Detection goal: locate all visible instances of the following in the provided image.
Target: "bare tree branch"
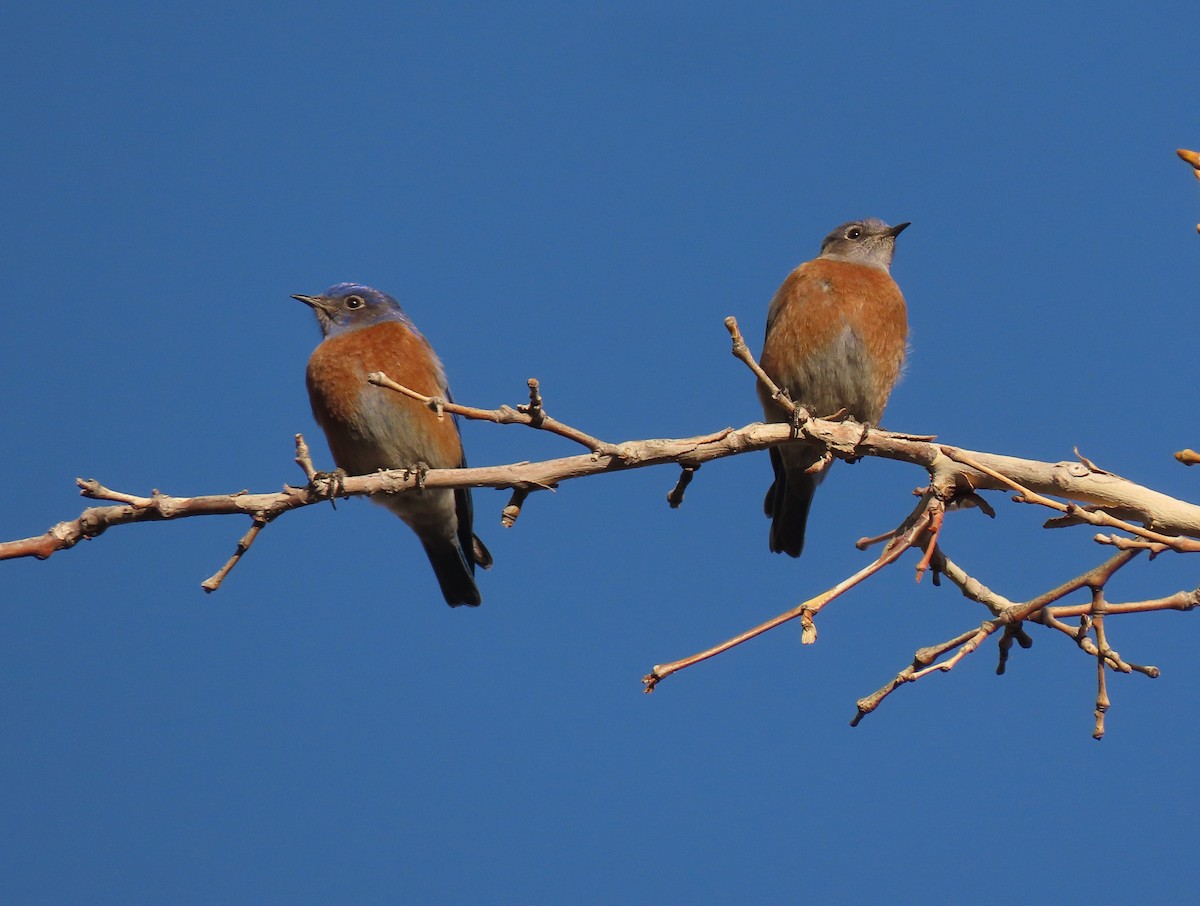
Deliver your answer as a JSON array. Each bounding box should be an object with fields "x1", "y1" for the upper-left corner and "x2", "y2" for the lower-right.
[
  {"x1": 6, "y1": 309, "x2": 1200, "y2": 737},
  {"x1": 10, "y1": 415, "x2": 1200, "y2": 566}
]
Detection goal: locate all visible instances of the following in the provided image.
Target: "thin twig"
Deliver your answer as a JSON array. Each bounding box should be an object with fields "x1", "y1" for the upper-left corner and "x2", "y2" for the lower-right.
[
  {"x1": 725, "y1": 316, "x2": 795, "y2": 417},
  {"x1": 368, "y1": 372, "x2": 618, "y2": 455},
  {"x1": 294, "y1": 434, "x2": 318, "y2": 482},
  {"x1": 1093, "y1": 599, "x2": 1112, "y2": 739},
  {"x1": 643, "y1": 495, "x2": 936, "y2": 692},
  {"x1": 501, "y1": 489, "x2": 530, "y2": 528},
  {"x1": 201, "y1": 516, "x2": 273, "y2": 592},
  {"x1": 913, "y1": 500, "x2": 945, "y2": 582},
  {"x1": 666, "y1": 466, "x2": 698, "y2": 508},
  {"x1": 520, "y1": 378, "x2": 545, "y2": 426}
]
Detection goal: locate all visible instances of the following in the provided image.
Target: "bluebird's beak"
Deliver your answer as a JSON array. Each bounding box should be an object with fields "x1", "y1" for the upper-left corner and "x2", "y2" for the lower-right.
[
  {"x1": 292, "y1": 293, "x2": 335, "y2": 315},
  {"x1": 887, "y1": 222, "x2": 911, "y2": 237}
]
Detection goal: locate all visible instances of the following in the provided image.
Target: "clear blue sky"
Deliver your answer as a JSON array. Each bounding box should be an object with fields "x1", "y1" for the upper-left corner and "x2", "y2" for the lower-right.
[{"x1": 4, "y1": 3, "x2": 1199, "y2": 902}]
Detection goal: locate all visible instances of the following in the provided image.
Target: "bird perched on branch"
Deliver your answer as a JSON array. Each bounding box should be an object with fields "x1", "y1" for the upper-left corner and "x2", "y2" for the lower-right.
[
  {"x1": 294, "y1": 283, "x2": 492, "y2": 606},
  {"x1": 759, "y1": 218, "x2": 910, "y2": 557}
]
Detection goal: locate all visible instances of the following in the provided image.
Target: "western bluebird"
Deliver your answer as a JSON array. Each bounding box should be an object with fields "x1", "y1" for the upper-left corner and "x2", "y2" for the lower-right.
[
  {"x1": 294, "y1": 283, "x2": 492, "y2": 606},
  {"x1": 758, "y1": 218, "x2": 910, "y2": 557}
]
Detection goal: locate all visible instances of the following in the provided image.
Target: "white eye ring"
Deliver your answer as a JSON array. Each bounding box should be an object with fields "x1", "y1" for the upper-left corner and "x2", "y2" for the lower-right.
[
  {"x1": 846, "y1": 227, "x2": 862, "y2": 240},
  {"x1": 345, "y1": 296, "x2": 365, "y2": 310}
]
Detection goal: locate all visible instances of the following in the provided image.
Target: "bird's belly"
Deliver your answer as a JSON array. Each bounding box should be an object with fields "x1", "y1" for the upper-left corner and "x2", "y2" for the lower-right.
[
  {"x1": 319, "y1": 388, "x2": 453, "y2": 474},
  {"x1": 777, "y1": 326, "x2": 883, "y2": 421},
  {"x1": 308, "y1": 386, "x2": 462, "y2": 536}
]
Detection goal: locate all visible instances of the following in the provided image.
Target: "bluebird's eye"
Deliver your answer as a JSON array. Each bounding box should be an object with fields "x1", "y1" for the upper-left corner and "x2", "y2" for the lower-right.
[
  {"x1": 846, "y1": 227, "x2": 862, "y2": 240},
  {"x1": 345, "y1": 295, "x2": 365, "y2": 310}
]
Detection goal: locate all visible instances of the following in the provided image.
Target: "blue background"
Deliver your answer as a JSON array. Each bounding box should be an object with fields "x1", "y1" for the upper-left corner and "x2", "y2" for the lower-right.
[{"x1": 4, "y1": 3, "x2": 1200, "y2": 902}]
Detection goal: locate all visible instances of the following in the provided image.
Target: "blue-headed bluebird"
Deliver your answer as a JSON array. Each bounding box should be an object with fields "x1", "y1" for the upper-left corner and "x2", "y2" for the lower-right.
[
  {"x1": 759, "y1": 218, "x2": 910, "y2": 557},
  {"x1": 294, "y1": 283, "x2": 492, "y2": 606}
]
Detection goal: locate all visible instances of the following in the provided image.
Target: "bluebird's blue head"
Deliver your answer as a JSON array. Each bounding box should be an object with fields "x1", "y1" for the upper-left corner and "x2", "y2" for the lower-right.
[{"x1": 292, "y1": 283, "x2": 411, "y2": 338}]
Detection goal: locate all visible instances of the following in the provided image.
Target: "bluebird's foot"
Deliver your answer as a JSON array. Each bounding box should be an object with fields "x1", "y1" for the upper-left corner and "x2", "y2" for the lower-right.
[
  {"x1": 856, "y1": 419, "x2": 872, "y2": 448},
  {"x1": 312, "y1": 468, "x2": 348, "y2": 508},
  {"x1": 410, "y1": 462, "x2": 430, "y2": 493},
  {"x1": 842, "y1": 420, "x2": 873, "y2": 465},
  {"x1": 788, "y1": 404, "x2": 809, "y2": 440}
]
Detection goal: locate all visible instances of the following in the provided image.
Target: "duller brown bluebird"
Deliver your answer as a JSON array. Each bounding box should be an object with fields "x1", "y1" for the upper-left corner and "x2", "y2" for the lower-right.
[
  {"x1": 758, "y1": 218, "x2": 910, "y2": 557},
  {"x1": 294, "y1": 283, "x2": 492, "y2": 606}
]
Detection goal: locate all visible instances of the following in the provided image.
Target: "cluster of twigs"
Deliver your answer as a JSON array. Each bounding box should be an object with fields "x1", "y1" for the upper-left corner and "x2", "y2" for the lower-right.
[{"x1": 6, "y1": 149, "x2": 1198, "y2": 738}]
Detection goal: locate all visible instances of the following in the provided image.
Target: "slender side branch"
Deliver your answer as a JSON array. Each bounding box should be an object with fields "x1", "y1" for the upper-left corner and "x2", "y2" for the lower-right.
[
  {"x1": 666, "y1": 466, "x2": 698, "y2": 508},
  {"x1": 643, "y1": 492, "x2": 938, "y2": 692},
  {"x1": 294, "y1": 435, "x2": 319, "y2": 482},
  {"x1": 501, "y1": 489, "x2": 530, "y2": 528},
  {"x1": 367, "y1": 372, "x2": 619, "y2": 455},
  {"x1": 201, "y1": 516, "x2": 273, "y2": 592},
  {"x1": 725, "y1": 316, "x2": 795, "y2": 418}
]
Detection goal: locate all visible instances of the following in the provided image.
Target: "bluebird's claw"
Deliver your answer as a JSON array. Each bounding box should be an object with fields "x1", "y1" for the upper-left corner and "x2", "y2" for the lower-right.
[
  {"x1": 842, "y1": 419, "x2": 874, "y2": 465},
  {"x1": 856, "y1": 420, "x2": 873, "y2": 448},
  {"x1": 412, "y1": 462, "x2": 429, "y2": 493},
  {"x1": 312, "y1": 468, "x2": 348, "y2": 508},
  {"x1": 788, "y1": 404, "x2": 806, "y2": 440}
]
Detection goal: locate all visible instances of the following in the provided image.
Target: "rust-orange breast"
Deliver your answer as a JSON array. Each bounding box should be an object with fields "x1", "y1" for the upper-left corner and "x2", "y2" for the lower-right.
[
  {"x1": 305, "y1": 320, "x2": 463, "y2": 472},
  {"x1": 759, "y1": 258, "x2": 907, "y2": 423}
]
